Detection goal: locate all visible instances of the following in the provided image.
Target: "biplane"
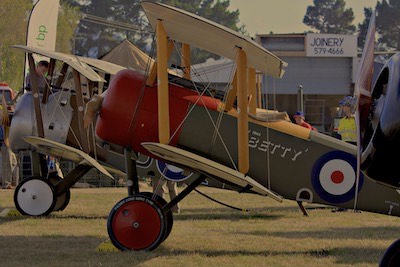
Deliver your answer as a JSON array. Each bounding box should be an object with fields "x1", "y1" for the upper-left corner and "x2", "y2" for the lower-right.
[
  {"x1": 7, "y1": 1, "x2": 400, "y2": 264},
  {"x1": 8, "y1": 44, "x2": 127, "y2": 214}
]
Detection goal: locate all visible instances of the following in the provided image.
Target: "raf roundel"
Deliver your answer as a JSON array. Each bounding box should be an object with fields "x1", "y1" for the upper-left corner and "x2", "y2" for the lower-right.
[
  {"x1": 156, "y1": 160, "x2": 193, "y2": 182},
  {"x1": 311, "y1": 151, "x2": 363, "y2": 204}
]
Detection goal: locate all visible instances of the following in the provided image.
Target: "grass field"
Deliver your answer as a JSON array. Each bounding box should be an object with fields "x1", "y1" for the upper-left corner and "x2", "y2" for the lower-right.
[{"x1": 0, "y1": 185, "x2": 399, "y2": 266}]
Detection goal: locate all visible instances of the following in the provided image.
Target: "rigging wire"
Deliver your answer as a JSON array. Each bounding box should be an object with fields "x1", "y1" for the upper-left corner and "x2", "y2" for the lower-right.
[
  {"x1": 167, "y1": 44, "x2": 239, "y2": 171},
  {"x1": 194, "y1": 188, "x2": 248, "y2": 212}
]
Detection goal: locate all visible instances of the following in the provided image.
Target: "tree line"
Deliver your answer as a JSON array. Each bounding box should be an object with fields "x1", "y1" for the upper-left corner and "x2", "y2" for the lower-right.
[{"x1": 0, "y1": 0, "x2": 399, "y2": 91}]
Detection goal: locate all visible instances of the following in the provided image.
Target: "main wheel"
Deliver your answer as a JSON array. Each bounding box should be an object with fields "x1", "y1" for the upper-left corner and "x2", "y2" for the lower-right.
[
  {"x1": 107, "y1": 194, "x2": 166, "y2": 251},
  {"x1": 14, "y1": 176, "x2": 56, "y2": 216},
  {"x1": 48, "y1": 173, "x2": 70, "y2": 212},
  {"x1": 140, "y1": 192, "x2": 174, "y2": 242},
  {"x1": 380, "y1": 239, "x2": 400, "y2": 267}
]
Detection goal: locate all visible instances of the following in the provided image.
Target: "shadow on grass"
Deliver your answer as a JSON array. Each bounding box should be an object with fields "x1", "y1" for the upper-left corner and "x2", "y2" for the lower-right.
[
  {"x1": 330, "y1": 246, "x2": 387, "y2": 265},
  {"x1": 173, "y1": 208, "x2": 283, "y2": 221},
  {"x1": 158, "y1": 246, "x2": 331, "y2": 257},
  {"x1": 246, "y1": 226, "x2": 400, "y2": 240},
  {"x1": 0, "y1": 235, "x2": 388, "y2": 265},
  {"x1": 157, "y1": 246, "x2": 382, "y2": 264},
  {"x1": 50, "y1": 214, "x2": 108, "y2": 220},
  {"x1": 157, "y1": 245, "x2": 385, "y2": 264},
  {"x1": 0, "y1": 213, "x2": 108, "y2": 222}
]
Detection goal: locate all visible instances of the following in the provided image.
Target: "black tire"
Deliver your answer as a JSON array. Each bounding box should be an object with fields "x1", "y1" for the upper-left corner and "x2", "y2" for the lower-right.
[
  {"x1": 380, "y1": 239, "x2": 400, "y2": 267},
  {"x1": 14, "y1": 176, "x2": 56, "y2": 216},
  {"x1": 107, "y1": 194, "x2": 166, "y2": 251},
  {"x1": 140, "y1": 192, "x2": 174, "y2": 242},
  {"x1": 48, "y1": 173, "x2": 71, "y2": 212}
]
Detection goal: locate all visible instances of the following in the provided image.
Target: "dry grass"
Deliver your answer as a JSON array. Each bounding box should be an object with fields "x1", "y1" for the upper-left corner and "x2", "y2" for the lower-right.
[{"x1": 0, "y1": 186, "x2": 399, "y2": 266}]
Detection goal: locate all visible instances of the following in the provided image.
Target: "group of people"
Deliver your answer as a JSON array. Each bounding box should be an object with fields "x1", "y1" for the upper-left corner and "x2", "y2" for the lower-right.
[{"x1": 292, "y1": 95, "x2": 357, "y2": 145}]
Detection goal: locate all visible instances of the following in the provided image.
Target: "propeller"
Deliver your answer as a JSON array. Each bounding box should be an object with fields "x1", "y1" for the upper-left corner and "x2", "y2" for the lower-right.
[{"x1": 353, "y1": 11, "x2": 376, "y2": 210}]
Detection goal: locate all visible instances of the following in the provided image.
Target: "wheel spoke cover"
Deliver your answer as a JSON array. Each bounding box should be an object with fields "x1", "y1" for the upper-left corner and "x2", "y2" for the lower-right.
[
  {"x1": 14, "y1": 177, "x2": 56, "y2": 216},
  {"x1": 108, "y1": 195, "x2": 166, "y2": 251}
]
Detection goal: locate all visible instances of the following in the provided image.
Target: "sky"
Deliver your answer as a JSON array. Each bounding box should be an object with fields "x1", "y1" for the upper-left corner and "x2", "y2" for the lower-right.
[{"x1": 228, "y1": 0, "x2": 378, "y2": 36}]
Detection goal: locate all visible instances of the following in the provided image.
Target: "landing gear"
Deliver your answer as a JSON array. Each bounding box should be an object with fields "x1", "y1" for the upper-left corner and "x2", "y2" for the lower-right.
[
  {"x1": 380, "y1": 239, "x2": 400, "y2": 267},
  {"x1": 107, "y1": 174, "x2": 206, "y2": 251},
  {"x1": 14, "y1": 176, "x2": 56, "y2": 216},
  {"x1": 107, "y1": 194, "x2": 166, "y2": 251},
  {"x1": 48, "y1": 173, "x2": 70, "y2": 212},
  {"x1": 14, "y1": 164, "x2": 92, "y2": 216}
]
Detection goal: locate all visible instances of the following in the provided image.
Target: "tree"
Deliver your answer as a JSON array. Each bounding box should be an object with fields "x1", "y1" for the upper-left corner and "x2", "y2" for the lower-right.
[
  {"x1": 71, "y1": 0, "x2": 243, "y2": 64},
  {"x1": 303, "y1": 0, "x2": 356, "y2": 34},
  {"x1": 70, "y1": 0, "x2": 151, "y2": 58},
  {"x1": 376, "y1": 0, "x2": 400, "y2": 51},
  {"x1": 57, "y1": 2, "x2": 81, "y2": 54},
  {"x1": 357, "y1": 7, "x2": 373, "y2": 50},
  {"x1": 0, "y1": 0, "x2": 32, "y2": 91},
  {"x1": 0, "y1": 1, "x2": 80, "y2": 91}
]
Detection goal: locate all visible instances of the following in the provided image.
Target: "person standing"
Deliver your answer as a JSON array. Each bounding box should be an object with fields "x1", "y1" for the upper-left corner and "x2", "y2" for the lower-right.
[
  {"x1": 333, "y1": 97, "x2": 357, "y2": 212},
  {"x1": 293, "y1": 111, "x2": 317, "y2": 131},
  {"x1": 25, "y1": 60, "x2": 49, "y2": 93},
  {"x1": 337, "y1": 98, "x2": 357, "y2": 145},
  {"x1": 152, "y1": 162, "x2": 180, "y2": 214}
]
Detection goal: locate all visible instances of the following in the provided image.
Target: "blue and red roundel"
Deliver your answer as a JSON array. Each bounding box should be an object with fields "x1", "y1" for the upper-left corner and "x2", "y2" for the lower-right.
[
  {"x1": 311, "y1": 151, "x2": 364, "y2": 204},
  {"x1": 156, "y1": 160, "x2": 193, "y2": 182}
]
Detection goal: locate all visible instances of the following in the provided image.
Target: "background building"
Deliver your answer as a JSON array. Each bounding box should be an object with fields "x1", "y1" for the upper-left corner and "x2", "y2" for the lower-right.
[
  {"x1": 257, "y1": 33, "x2": 359, "y2": 133},
  {"x1": 185, "y1": 33, "x2": 382, "y2": 134}
]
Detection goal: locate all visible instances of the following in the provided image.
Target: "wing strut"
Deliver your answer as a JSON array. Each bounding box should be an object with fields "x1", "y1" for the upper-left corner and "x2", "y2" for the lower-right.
[
  {"x1": 156, "y1": 19, "x2": 170, "y2": 144},
  {"x1": 181, "y1": 43, "x2": 191, "y2": 79},
  {"x1": 236, "y1": 47, "x2": 249, "y2": 174},
  {"x1": 27, "y1": 53, "x2": 45, "y2": 138},
  {"x1": 248, "y1": 67, "x2": 257, "y2": 115}
]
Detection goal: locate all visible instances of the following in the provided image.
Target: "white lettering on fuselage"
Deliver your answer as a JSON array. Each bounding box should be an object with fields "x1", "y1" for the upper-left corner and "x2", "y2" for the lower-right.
[{"x1": 248, "y1": 131, "x2": 308, "y2": 161}]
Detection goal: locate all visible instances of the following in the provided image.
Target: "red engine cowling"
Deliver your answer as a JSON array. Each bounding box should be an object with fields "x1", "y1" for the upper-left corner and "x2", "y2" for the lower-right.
[{"x1": 96, "y1": 69, "x2": 220, "y2": 156}]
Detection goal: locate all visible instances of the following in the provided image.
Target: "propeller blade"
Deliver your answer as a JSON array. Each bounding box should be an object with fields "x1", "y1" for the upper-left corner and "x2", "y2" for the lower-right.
[
  {"x1": 355, "y1": 11, "x2": 376, "y2": 143},
  {"x1": 353, "y1": 11, "x2": 376, "y2": 210}
]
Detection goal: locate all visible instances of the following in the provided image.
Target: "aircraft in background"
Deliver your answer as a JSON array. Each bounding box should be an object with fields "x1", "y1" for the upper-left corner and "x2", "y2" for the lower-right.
[
  {"x1": 8, "y1": 44, "x2": 127, "y2": 213},
  {"x1": 7, "y1": 1, "x2": 400, "y2": 264}
]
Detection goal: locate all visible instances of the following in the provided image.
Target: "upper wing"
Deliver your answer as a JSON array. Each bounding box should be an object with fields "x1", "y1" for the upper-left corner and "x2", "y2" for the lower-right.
[
  {"x1": 11, "y1": 45, "x2": 106, "y2": 82},
  {"x1": 141, "y1": 1, "x2": 287, "y2": 78},
  {"x1": 142, "y1": 142, "x2": 283, "y2": 202}
]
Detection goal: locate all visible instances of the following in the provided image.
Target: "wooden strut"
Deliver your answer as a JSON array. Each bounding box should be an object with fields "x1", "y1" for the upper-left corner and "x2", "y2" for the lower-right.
[
  {"x1": 156, "y1": 19, "x2": 170, "y2": 144},
  {"x1": 27, "y1": 53, "x2": 45, "y2": 138},
  {"x1": 248, "y1": 67, "x2": 257, "y2": 115},
  {"x1": 73, "y1": 69, "x2": 90, "y2": 154},
  {"x1": 181, "y1": 43, "x2": 191, "y2": 79},
  {"x1": 42, "y1": 58, "x2": 56, "y2": 104},
  {"x1": 146, "y1": 40, "x2": 175, "y2": 87},
  {"x1": 236, "y1": 47, "x2": 249, "y2": 174}
]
